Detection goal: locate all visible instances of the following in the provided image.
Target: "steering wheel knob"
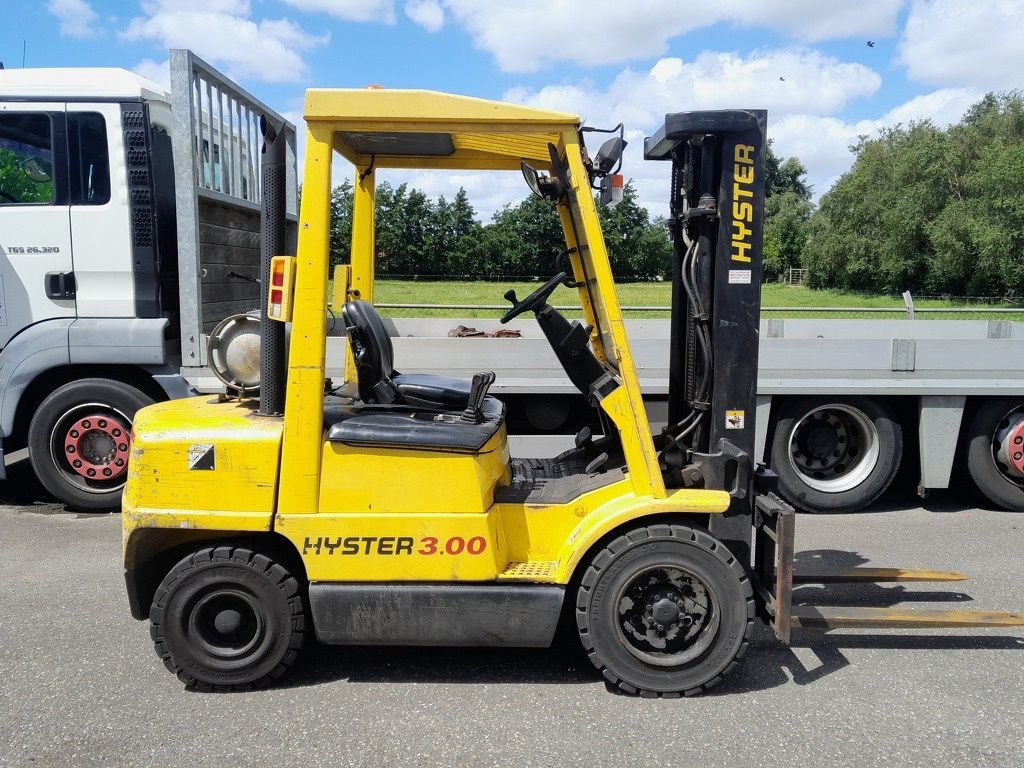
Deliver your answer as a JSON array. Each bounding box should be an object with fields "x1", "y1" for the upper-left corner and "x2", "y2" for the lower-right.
[{"x1": 503, "y1": 289, "x2": 519, "y2": 306}]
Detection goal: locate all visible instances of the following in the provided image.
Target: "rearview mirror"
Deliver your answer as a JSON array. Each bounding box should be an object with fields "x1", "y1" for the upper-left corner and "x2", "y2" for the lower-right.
[
  {"x1": 521, "y1": 160, "x2": 543, "y2": 198},
  {"x1": 520, "y1": 160, "x2": 563, "y2": 201}
]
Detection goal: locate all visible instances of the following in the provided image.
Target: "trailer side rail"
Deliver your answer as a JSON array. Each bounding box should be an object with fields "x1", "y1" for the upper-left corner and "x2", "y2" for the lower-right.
[{"x1": 169, "y1": 49, "x2": 297, "y2": 366}]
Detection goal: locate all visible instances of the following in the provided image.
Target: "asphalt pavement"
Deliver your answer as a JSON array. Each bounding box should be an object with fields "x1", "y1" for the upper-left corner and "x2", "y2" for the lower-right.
[{"x1": 0, "y1": 462, "x2": 1022, "y2": 768}]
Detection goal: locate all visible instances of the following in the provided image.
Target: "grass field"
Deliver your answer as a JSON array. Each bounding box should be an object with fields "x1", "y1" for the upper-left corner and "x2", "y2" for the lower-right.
[{"x1": 349, "y1": 279, "x2": 1024, "y2": 320}]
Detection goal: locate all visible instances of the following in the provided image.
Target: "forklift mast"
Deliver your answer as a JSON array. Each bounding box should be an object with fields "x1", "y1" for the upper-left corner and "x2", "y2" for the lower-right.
[{"x1": 645, "y1": 110, "x2": 768, "y2": 559}]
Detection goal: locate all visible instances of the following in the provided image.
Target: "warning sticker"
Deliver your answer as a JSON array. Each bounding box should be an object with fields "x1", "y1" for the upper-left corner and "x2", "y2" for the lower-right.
[
  {"x1": 725, "y1": 410, "x2": 745, "y2": 430},
  {"x1": 728, "y1": 269, "x2": 752, "y2": 285},
  {"x1": 188, "y1": 444, "x2": 216, "y2": 470}
]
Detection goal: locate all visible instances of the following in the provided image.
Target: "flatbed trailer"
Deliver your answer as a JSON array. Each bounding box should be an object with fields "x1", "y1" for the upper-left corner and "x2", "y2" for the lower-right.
[{"x1": 323, "y1": 316, "x2": 1024, "y2": 513}]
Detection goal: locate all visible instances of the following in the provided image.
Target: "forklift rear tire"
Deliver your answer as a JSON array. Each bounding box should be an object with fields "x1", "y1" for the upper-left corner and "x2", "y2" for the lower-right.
[
  {"x1": 770, "y1": 396, "x2": 902, "y2": 514},
  {"x1": 576, "y1": 523, "x2": 753, "y2": 697},
  {"x1": 150, "y1": 547, "x2": 306, "y2": 692},
  {"x1": 966, "y1": 397, "x2": 1024, "y2": 511},
  {"x1": 28, "y1": 378, "x2": 154, "y2": 511}
]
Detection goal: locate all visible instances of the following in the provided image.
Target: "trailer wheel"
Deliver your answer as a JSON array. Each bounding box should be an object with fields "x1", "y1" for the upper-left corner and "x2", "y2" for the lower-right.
[
  {"x1": 28, "y1": 378, "x2": 154, "y2": 511},
  {"x1": 966, "y1": 398, "x2": 1024, "y2": 512},
  {"x1": 576, "y1": 523, "x2": 753, "y2": 697},
  {"x1": 769, "y1": 397, "x2": 902, "y2": 514},
  {"x1": 150, "y1": 547, "x2": 306, "y2": 692}
]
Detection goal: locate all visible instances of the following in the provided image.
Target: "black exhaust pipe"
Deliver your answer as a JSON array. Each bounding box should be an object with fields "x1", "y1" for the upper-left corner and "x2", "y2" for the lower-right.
[{"x1": 258, "y1": 116, "x2": 287, "y2": 416}]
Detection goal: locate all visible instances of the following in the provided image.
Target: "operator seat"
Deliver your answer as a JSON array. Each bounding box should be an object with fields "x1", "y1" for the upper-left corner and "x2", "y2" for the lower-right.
[{"x1": 342, "y1": 300, "x2": 473, "y2": 408}]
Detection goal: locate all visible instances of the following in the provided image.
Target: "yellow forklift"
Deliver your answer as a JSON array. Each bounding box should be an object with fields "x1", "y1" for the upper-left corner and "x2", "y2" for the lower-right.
[{"x1": 122, "y1": 89, "x2": 1024, "y2": 696}]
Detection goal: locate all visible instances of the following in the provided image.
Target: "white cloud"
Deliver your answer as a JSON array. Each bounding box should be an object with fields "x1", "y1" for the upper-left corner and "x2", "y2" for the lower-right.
[
  {"x1": 772, "y1": 87, "x2": 983, "y2": 195},
  {"x1": 121, "y1": 4, "x2": 328, "y2": 84},
  {"x1": 133, "y1": 58, "x2": 171, "y2": 91},
  {"x1": 899, "y1": 0, "x2": 1024, "y2": 89},
  {"x1": 282, "y1": 0, "x2": 396, "y2": 24},
  {"x1": 405, "y1": 0, "x2": 444, "y2": 32},
  {"x1": 442, "y1": 0, "x2": 904, "y2": 72},
  {"x1": 142, "y1": 0, "x2": 251, "y2": 11},
  {"x1": 503, "y1": 52, "x2": 980, "y2": 214},
  {"x1": 48, "y1": 0, "x2": 100, "y2": 38},
  {"x1": 507, "y1": 49, "x2": 881, "y2": 126},
  {"x1": 726, "y1": 0, "x2": 905, "y2": 41}
]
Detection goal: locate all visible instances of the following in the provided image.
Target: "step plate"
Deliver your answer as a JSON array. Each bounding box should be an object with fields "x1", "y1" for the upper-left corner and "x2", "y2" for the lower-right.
[
  {"x1": 791, "y1": 605, "x2": 1024, "y2": 630},
  {"x1": 497, "y1": 561, "x2": 557, "y2": 581}
]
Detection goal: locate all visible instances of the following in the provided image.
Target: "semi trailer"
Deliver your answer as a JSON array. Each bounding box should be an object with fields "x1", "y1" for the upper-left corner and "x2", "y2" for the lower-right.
[{"x1": 350, "y1": 316, "x2": 1024, "y2": 514}]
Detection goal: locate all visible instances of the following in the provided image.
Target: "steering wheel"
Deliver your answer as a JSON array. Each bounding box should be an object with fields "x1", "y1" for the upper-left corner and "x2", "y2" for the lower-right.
[{"x1": 500, "y1": 272, "x2": 568, "y2": 324}]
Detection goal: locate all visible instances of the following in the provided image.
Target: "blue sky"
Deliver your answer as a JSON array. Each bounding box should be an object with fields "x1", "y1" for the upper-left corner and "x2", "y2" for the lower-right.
[{"x1": 4, "y1": 0, "x2": 1022, "y2": 217}]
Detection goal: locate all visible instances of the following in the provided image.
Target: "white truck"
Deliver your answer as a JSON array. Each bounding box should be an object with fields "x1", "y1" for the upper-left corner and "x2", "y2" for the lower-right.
[
  {"x1": 0, "y1": 50, "x2": 296, "y2": 508},
  {"x1": 1, "y1": 50, "x2": 1021, "y2": 515}
]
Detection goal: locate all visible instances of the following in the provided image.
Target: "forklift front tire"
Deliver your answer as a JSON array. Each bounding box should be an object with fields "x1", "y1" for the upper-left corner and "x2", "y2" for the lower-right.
[
  {"x1": 576, "y1": 523, "x2": 753, "y2": 697},
  {"x1": 150, "y1": 547, "x2": 306, "y2": 692}
]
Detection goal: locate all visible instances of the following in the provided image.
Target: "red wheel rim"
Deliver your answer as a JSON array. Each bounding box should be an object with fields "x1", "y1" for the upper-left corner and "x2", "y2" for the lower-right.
[
  {"x1": 62, "y1": 414, "x2": 132, "y2": 480},
  {"x1": 1005, "y1": 420, "x2": 1024, "y2": 477}
]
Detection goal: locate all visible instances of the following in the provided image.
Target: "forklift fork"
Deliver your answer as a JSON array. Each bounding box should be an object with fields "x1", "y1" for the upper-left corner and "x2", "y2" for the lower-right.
[{"x1": 752, "y1": 496, "x2": 1024, "y2": 644}]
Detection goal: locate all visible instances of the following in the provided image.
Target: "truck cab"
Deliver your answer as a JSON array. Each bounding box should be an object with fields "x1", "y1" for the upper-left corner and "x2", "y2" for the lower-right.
[{"x1": 0, "y1": 52, "x2": 294, "y2": 509}]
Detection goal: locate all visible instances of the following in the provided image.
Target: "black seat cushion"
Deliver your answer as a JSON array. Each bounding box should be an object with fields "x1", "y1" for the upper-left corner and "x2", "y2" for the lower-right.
[
  {"x1": 393, "y1": 373, "x2": 472, "y2": 408},
  {"x1": 326, "y1": 397, "x2": 505, "y2": 453},
  {"x1": 342, "y1": 299, "x2": 473, "y2": 409}
]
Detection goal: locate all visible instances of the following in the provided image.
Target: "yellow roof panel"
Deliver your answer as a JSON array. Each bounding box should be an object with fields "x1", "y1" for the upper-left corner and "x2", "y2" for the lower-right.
[
  {"x1": 307, "y1": 89, "x2": 577, "y2": 171},
  {"x1": 304, "y1": 88, "x2": 579, "y2": 127}
]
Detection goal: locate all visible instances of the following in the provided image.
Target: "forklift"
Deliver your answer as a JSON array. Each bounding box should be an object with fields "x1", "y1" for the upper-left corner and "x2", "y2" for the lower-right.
[{"x1": 122, "y1": 89, "x2": 1024, "y2": 696}]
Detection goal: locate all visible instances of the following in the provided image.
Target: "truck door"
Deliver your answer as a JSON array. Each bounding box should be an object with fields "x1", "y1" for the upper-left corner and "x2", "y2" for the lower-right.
[{"x1": 0, "y1": 104, "x2": 75, "y2": 349}]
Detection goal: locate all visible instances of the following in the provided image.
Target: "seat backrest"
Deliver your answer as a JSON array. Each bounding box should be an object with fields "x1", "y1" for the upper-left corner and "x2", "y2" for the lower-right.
[{"x1": 342, "y1": 300, "x2": 396, "y2": 402}]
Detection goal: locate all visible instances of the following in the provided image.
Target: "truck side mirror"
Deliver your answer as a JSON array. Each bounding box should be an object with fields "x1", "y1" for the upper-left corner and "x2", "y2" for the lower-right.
[{"x1": 21, "y1": 156, "x2": 52, "y2": 183}]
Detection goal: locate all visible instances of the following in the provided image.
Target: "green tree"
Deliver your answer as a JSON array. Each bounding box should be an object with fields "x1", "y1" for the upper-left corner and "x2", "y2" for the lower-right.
[
  {"x1": 761, "y1": 143, "x2": 813, "y2": 280},
  {"x1": 483, "y1": 193, "x2": 564, "y2": 276},
  {"x1": 764, "y1": 142, "x2": 812, "y2": 200},
  {"x1": 0, "y1": 149, "x2": 54, "y2": 203},
  {"x1": 597, "y1": 180, "x2": 671, "y2": 279},
  {"x1": 803, "y1": 91, "x2": 1024, "y2": 296},
  {"x1": 425, "y1": 188, "x2": 483, "y2": 275},
  {"x1": 329, "y1": 180, "x2": 353, "y2": 267}
]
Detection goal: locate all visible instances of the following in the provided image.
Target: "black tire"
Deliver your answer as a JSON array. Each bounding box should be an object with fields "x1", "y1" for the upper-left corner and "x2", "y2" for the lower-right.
[
  {"x1": 28, "y1": 378, "x2": 154, "y2": 511},
  {"x1": 150, "y1": 547, "x2": 306, "y2": 692},
  {"x1": 770, "y1": 396, "x2": 902, "y2": 514},
  {"x1": 576, "y1": 523, "x2": 753, "y2": 697},
  {"x1": 966, "y1": 397, "x2": 1024, "y2": 512}
]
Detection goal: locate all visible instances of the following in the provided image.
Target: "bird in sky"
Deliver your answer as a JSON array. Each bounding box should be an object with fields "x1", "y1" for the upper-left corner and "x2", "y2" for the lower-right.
[
  {"x1": 866, "y1": 40, "x2": 875, "y2": 47},
  {"x1": 779, "y1": 76, "x2": 786, "y2": 81}
]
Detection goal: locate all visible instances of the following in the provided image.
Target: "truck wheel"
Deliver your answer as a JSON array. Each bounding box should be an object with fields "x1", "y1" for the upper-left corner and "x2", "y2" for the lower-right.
[
  {"x1": 770, "y1": 397, "x2": 902, "y2": 514},
  {"x1": 150, "y1": 547, "x2": 306, "y2": 692},
  {"x1": 576, "y1": 523, "x2": 753, "y2": 697},
  {"x1": 28, "y1": 378, "x2": 154, "y2": 511},
  {"x1": 966, "y1": 398, "x2": 1024, "y2": 511}
]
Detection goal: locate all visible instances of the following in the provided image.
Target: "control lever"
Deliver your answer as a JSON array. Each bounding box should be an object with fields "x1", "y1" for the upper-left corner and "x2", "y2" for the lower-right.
[
  {"x1": 461, "y1": 371, "x2": 496, "y2": 423},
  {"x1": 574, "y1": 425, "x2": 593, "y2": 451},
  {"x1": 585, "y1": 452, "x2": 609, "y2": 474}
]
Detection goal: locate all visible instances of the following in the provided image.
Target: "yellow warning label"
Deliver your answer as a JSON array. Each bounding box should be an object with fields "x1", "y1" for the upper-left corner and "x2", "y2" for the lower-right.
[{"x1": 725, "y1": 410, "x2": 745, "y2": 430}]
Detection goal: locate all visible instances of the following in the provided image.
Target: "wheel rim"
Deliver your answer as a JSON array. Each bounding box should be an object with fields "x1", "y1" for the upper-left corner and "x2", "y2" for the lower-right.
[
  {"x1": 787, "y1": 404, "x2": 880, "y2": 493},
  {"x1": 187, "y1": 587, "x2": 269, "y2": 665},
  {"x1": 614, "y1": 564, "x2": 721, "y2": 668},
  {"x1": 991, "y1": 405, "x2": 1024, "y2": 487},
  {"x1": 48, "y1": 403, "x2": 133, "y2": 494}
]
